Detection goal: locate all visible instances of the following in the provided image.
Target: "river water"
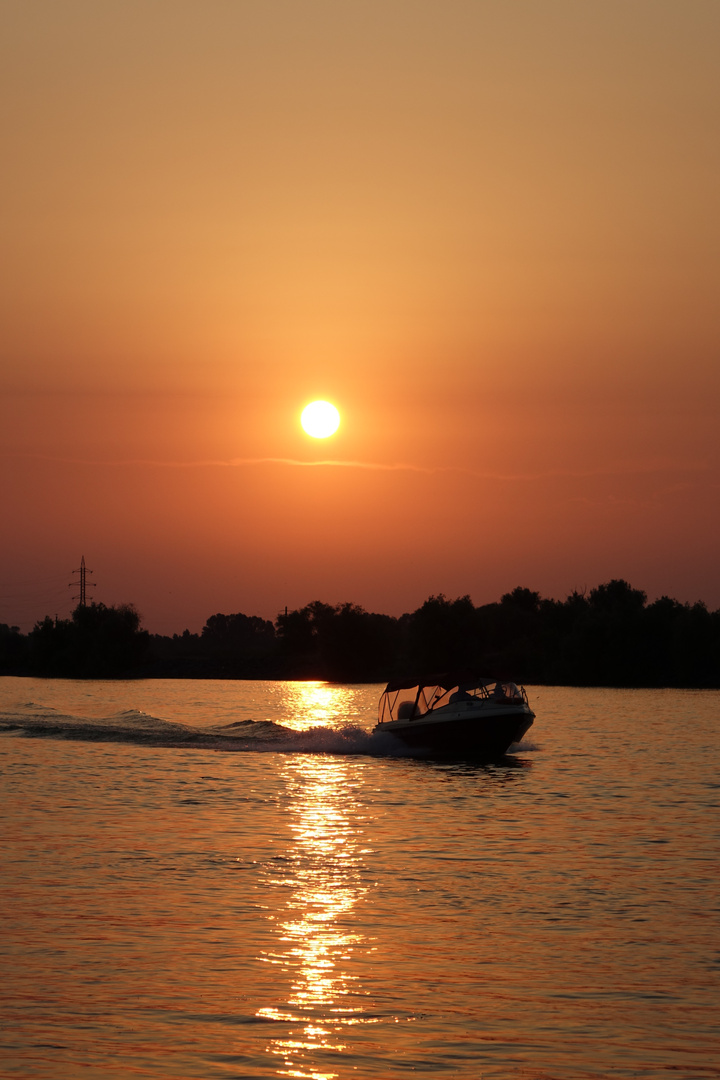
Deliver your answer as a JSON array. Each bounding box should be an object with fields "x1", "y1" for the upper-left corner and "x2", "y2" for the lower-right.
[{"x1": 0, "y1": 678, "x2": 718, "y2": 1079}]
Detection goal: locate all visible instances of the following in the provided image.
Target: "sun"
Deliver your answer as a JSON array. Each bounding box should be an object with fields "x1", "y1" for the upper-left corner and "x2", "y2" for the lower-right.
[{"x1": 301, "y1": 400, "x2": 340, "y2": 439}]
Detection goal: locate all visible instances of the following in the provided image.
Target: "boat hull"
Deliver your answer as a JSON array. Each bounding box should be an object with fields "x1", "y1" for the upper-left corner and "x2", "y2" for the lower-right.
[{"x1": 375, "y1": 705, "x2": 534, "y2": 759}]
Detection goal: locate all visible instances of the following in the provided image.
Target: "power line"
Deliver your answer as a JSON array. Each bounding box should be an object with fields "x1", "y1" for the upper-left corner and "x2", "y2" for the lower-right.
[
  {"x1": 0, "y1": 571, "x2": 74, "y2": 592},
  {"x1": 0, "y1": 586, "x2": 71, "y2": 602}
]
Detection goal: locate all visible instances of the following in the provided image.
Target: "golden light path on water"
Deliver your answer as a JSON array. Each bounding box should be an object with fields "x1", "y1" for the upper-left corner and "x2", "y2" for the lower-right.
[
  {"x1": 279, "y1": 681, "x2": 359, "y2": 731},
  {"x1": 257, "y1": 683, "x2": 374, "y2": 1079}
]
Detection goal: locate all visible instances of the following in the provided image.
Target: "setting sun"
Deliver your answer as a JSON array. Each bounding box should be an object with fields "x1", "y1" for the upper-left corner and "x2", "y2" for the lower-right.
[{"x1": 301, "y1": 400, "x2": 340, "y2": 439}]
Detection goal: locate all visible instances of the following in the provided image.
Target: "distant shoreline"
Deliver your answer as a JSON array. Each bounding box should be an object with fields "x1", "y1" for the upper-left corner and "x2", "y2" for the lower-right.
[
  {"x1": 3, "y1": 580, "x2": 719, "y2": 688},
  {"x1": 2, "y1": 671, "x2": 718, "y2": 691}
]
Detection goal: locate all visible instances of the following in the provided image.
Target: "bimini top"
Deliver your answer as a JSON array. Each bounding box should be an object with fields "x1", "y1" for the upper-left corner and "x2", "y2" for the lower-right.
[
  {"x1": 383, "y1": 672, "x2": 493, "y2": 693},
  {"x1": 378, "y1": 674, "x2": 497, "y2": 724}
]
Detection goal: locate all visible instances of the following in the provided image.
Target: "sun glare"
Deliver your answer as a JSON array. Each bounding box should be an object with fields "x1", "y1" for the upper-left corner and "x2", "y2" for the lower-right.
[{"x1": 301, "y1": 401, "x2": 340, "y2": 439}]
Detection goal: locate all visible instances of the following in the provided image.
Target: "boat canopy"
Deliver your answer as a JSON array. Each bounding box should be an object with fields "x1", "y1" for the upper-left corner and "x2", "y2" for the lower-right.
[
  {"x1": 378, "y1": 674, "x2": 495, "y2": 724},
  {"x1": 383, "y1": 672, "x2": 491, "y2": 693}
]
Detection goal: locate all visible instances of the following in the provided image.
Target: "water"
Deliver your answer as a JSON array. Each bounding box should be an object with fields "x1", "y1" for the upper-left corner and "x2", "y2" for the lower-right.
[{"x1": 0, "y1": 679, "x2": 718, "y2": 1080}]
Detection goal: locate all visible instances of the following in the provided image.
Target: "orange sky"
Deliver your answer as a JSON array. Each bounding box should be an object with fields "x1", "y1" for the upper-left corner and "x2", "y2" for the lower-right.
[{"x1": 1, "y1": 1, "x2": 719, "y2": 633}]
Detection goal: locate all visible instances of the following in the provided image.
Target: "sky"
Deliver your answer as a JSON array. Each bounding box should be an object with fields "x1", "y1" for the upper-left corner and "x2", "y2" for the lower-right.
[{"x1": 1, "y1": 0, "x2": 719, "y2": 634}]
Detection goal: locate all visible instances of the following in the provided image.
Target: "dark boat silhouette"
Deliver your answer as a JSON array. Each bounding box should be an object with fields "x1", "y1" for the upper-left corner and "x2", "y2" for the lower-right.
[{"x1": 374, "y1": 673, "x2": 535, "y2": 758}]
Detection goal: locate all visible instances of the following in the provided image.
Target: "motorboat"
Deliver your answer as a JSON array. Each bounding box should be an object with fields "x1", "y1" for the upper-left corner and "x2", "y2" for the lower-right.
[{"x1": 374, "y1": 673, "x2": 534, "y2": 758}]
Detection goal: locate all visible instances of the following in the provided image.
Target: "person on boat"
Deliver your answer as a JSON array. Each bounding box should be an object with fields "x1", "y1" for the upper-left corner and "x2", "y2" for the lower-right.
[{"x1": 493, "y1": 681, "x2": 507, "y2": 702}]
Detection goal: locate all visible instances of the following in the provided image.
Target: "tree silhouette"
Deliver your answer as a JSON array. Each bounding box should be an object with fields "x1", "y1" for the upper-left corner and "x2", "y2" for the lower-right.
[
  {"x1": 8, "y1": 580, "x2": 720, "y2": 686},
  {"x1": 28, "y1": 603, "x2": 149, "y2": 677}
]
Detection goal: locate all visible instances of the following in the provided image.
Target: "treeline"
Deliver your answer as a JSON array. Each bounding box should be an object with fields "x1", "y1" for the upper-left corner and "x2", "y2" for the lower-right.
[{"x1": 1, "y1": 580, "x2": 719, "y2": 686}]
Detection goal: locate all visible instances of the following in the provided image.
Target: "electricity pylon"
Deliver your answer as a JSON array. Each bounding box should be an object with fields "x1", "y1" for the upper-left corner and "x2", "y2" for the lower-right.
[{"x1": 69, "y1": 556, "x2": 95, "y2": 607}]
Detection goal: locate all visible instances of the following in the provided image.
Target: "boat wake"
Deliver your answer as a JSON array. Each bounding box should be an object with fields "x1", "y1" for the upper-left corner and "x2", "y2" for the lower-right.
[{"x1": 0, "y1": 704, "x2": 411, "y2": 757}]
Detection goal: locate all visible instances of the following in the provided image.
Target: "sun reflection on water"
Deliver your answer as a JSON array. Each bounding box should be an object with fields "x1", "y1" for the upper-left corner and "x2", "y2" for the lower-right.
[
  {"x1": 278, "y1": 681, "x2": 359, "y2": 731},
  {"x1": 257, "y1": 689, "x2": 374, "y2": 1077}
]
